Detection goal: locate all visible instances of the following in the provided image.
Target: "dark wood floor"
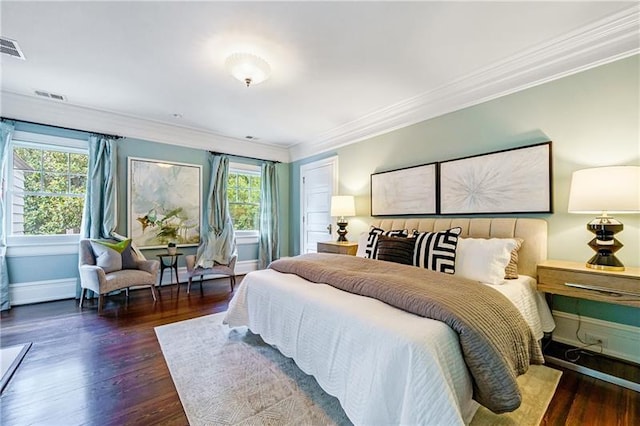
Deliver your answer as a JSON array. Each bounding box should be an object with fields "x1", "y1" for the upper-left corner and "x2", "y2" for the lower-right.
[{"x1": 1, "y1": 278, "x2": 638, "y2": 425}]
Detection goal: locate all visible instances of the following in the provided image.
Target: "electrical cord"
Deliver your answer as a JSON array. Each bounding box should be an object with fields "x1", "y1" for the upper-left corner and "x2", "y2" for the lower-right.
[
  {"x1": 541, "y1": 333, "x2": 553, "y2": 352},
  {"x1": 565, "y1": 342, "x2": 602, "y2": 362},
  {"x1": 564, "y1": 300, "x2": 603, "y2": 363}
]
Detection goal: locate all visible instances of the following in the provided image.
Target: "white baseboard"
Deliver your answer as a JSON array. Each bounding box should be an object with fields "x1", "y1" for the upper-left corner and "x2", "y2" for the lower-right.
[
  {"x1": 545, "y1": 355, "x2": 640, "y2": 392},
  {"x1": 551, "y1": 310, "x2": 640, "y2": 364},
  {"x1": 8, "y1": 260, "x2": 260, "y2": 305},
  {"x1": 10, "y1": 278, "x2": 77, "y2": 305},
  {"x1": 235, "y1": 260, "x2": 259, "y2": 275}
]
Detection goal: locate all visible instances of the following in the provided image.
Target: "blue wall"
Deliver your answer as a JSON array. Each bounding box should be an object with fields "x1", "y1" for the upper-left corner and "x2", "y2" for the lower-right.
[
  {"x1": 8, "y1": 56, "x2": 637, "y2": 327},
  {"x1": 8, "y1": 254, "x2": 78, "y2": 283},
  {"x1": 288, "y1": 56, "x2": 639, "y2": 327},
  {"x1": 117, "y1": 139, "x2": 290, "y2": 263},
  {"x1": 7, "y1": 124, "x2": 289, "y2": 293},
  {"x1": 116, "y1": 137, "x2": 208, "y2": 268}
]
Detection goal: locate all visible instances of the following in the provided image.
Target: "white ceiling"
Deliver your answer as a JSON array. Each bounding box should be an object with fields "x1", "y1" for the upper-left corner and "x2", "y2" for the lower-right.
[{"x1": 1, "y1": 1, "x2": 638, "y2": 162}]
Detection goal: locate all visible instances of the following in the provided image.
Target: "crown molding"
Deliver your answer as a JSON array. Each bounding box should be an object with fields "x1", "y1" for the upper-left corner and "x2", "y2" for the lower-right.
[
  {"x1": 0, "y1": 91, "x2": 290, "y2": 163},
  {"x1": 289, "y1": 5, "x2": 640, "y2": 161},
  {"x1": 2, "y1": 6, "x2": 637, "y2": 164}
]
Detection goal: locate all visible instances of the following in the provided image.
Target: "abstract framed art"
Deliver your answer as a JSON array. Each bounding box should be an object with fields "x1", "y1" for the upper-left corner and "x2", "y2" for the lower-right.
[
  {"x1": 128, "y1": 157, "x2": 202, "y2": 248},
  {"x1": 371, "y1": 163, "x2": 437, "y2": 216},
  {"x1": 439, "y1": 142, "x2": 552, "y2": 214}
]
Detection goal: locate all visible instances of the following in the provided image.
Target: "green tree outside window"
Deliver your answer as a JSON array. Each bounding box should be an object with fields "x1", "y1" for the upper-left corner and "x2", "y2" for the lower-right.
[
  {"x1": 12, "y1": 145, "x2": 88, "y2": 235},
  {"x1": 227, "y1": 170, "x2": 261, "y2": 230}
]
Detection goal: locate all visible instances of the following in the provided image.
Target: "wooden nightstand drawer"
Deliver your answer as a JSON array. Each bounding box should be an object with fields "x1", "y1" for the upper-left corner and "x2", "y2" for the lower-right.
[
  {"x1": 317, "y1": 241, "x2": 358, "y2": 255},
  {"x1": 537, "y1": 260, "x2": 640, "y2": 307}
]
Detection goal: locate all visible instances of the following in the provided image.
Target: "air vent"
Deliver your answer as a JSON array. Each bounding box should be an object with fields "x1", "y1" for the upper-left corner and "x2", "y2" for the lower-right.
[
  {"x1": 0, "y1": 37, "x2": 25, "y2": 60},
  {"x1": 34, "y1": 90, "x2": 66, "y2": 101}
]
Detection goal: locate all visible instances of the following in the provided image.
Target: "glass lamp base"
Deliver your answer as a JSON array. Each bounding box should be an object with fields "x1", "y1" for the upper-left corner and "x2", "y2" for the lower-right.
[
  {"x1": 336, "y1": 219, "x2": 348, "y2": 242},
  {"x1": 585, "y1": 217, "x2": 625, "y2": 271}
]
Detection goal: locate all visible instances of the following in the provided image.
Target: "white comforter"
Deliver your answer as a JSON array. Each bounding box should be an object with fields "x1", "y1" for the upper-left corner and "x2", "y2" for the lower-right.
[
  {"x1": 224, "y1": 269, "x2": 554, "y2": 425},
  {"x1": 487, "y1": 275, "x2": 556, "y2": 339}
]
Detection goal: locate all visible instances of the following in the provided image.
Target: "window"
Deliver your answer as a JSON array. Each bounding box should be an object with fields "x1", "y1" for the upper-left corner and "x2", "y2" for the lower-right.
[
  {"x1": 227, "y1": 164, "x2": 261, "y2": 232},
  {"x1": 9, "y1": 132, "x2": 88, "y2": 237}
]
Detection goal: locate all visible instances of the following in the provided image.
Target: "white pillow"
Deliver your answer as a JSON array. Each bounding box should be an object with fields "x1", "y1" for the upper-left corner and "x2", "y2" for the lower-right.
[
  {"x1": 454, "y1": 238, "x2": 518, "y2": 285},
  {"x1": 356, "y1": 232, "x2": 369, "y2": 257},
  {"x1": 90, "y1": 240, "x2": 122, "y2": 273}
]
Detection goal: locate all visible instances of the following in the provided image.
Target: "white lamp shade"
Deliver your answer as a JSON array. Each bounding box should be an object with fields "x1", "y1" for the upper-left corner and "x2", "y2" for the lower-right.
[
  {"x1": 568, "y1": 166, "x2": 640, "y2": 214},
  {"x1": 225, "y1": 53, "x2": 271, "y2": 86},
  {"x1": 331, "y1": 195, "x2": 356, "y2": 217}
]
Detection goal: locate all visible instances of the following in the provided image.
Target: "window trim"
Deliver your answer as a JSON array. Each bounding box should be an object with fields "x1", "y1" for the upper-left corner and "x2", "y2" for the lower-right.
[
  {"x1": 6, "y1": 131, "x2": 88, "y2": 247},
  {"x1": 235, "y1": 230, "x2": 259, "y2": 245},
  {"x1": 6, "y1": 239, "x2": 80, "y2": 257},
  {"x1": 13, "y1": 130, "x2": 87, "y2": 150}
]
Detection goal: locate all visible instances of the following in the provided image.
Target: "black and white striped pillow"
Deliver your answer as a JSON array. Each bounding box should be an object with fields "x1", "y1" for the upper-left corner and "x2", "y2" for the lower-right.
[
  {"x1": 365, "y1": 227, "x2": 409, "y2": 258},
  {"x1": 413, "y1": 227, "x2": 462, "y2": 274}
]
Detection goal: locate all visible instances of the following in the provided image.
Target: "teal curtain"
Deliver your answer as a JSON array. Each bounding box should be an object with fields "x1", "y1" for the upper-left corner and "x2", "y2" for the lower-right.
[
  {"x1": 0, "y1": 121, "x2": 15, "y2": 311},
  {"x1": 78, "y1": 134, "x2": 117, "y2": 297},
  {"x1": 258, "y1": 161, "x2": 279, "y2": 269},
  {"x1": 81, "y1": 134, "x2": 117, "y2": 239},
  {"x1": 196, "y1": 154, "x2": 236, "y2": 268}
]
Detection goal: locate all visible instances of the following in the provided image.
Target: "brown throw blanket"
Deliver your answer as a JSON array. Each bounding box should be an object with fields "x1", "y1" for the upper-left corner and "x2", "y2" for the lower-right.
[{"x1": 269, "y1": 253, "x2": 544, "y2": 414}]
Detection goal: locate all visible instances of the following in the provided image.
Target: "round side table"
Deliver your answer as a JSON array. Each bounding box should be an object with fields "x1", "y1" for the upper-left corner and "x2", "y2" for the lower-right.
[{"x1": 156, "y1": 253, "x2": 183, "y2": 287}]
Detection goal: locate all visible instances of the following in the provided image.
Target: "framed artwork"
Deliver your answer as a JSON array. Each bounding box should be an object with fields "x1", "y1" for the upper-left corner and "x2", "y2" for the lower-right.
[
  {"x1": 128, "y1": 157, "x2": 202, "y2": 248},
  {"x1": 371, "y1": 163, "x2": 437, "y2": 216},
  {"x1": 439, "y1": 142, "x2": 552, "y2": 214}
]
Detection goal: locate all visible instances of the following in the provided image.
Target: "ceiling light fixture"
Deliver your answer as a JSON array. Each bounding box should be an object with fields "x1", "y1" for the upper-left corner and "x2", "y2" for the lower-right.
[{"x1": 225, "y1": 52, "x2": 271, "y2": 87}]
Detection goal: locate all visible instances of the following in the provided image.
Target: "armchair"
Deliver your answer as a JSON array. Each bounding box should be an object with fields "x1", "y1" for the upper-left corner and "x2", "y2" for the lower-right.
[
  {"x1": 183, "y1": 254, "x2": 237, "y2": 294},
  {"x1": 78, "y1": 239, "x2": 160, "y2": 313}
]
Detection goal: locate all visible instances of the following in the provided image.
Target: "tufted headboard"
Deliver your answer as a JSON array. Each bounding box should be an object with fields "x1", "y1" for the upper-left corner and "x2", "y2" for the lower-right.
[{"x1": 370, "y1": 218, "x2": 547, "y2": 278}]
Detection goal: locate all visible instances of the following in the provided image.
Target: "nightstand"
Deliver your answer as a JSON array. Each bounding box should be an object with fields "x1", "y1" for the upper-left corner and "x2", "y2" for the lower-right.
[
  {"x1": 317, "y1": 241, "x2": 358, "y2": 256},
  {"x1": 537, "y1": 260, "x2": 640, "y2": 307}
]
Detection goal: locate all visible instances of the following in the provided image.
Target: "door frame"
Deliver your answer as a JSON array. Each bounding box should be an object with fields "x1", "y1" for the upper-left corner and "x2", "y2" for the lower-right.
[{"x1": 299, "y1": 155, "x2": 339, "y2": 254}]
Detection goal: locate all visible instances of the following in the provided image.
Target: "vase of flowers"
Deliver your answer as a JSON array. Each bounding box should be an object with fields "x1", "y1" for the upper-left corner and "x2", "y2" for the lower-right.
[{"x1": 167, "y1": 242, "x2": 177, "y2": 255}]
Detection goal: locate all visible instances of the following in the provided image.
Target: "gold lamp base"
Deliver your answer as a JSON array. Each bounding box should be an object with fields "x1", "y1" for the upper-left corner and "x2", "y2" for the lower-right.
[{"x1": 585, "y1": 259, "x2": 625, "y2": 272}]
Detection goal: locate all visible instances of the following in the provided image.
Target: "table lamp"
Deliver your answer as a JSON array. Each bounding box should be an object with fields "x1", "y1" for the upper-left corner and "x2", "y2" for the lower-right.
[
  {"x1": 330, "y1": 195, "x2": 356, "y2": 242},
  {"x1": 568, "y1": 166, "x2": 640, "y2": 271}
]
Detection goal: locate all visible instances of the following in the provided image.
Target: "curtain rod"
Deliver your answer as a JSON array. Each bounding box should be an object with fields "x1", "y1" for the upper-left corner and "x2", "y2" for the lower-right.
[
  {"x1": 1, "y1": 116, "x2": 123, "y2": 139},
  {"x1": 210, "y1": 151, "x2": 281, "y2": 164}
]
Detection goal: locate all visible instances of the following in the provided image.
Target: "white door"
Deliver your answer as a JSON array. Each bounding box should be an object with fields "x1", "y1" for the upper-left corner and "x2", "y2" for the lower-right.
[{"x1": 300, "y1": 156, "x2": 338, "y2": 254}]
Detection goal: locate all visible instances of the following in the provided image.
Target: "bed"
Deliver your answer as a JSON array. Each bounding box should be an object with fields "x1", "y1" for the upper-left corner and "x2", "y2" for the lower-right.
[{"x1": 224, "y1": 218, "x2": 555, "y2": 425}]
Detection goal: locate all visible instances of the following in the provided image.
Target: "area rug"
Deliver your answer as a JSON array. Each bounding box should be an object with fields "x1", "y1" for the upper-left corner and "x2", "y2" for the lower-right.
[
  {"x1": 0, "y1": 342, "x2": 32, "y2": 393},
  {"x1": 155, "y1": 313, "x2": 561, "y2": 426}
]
